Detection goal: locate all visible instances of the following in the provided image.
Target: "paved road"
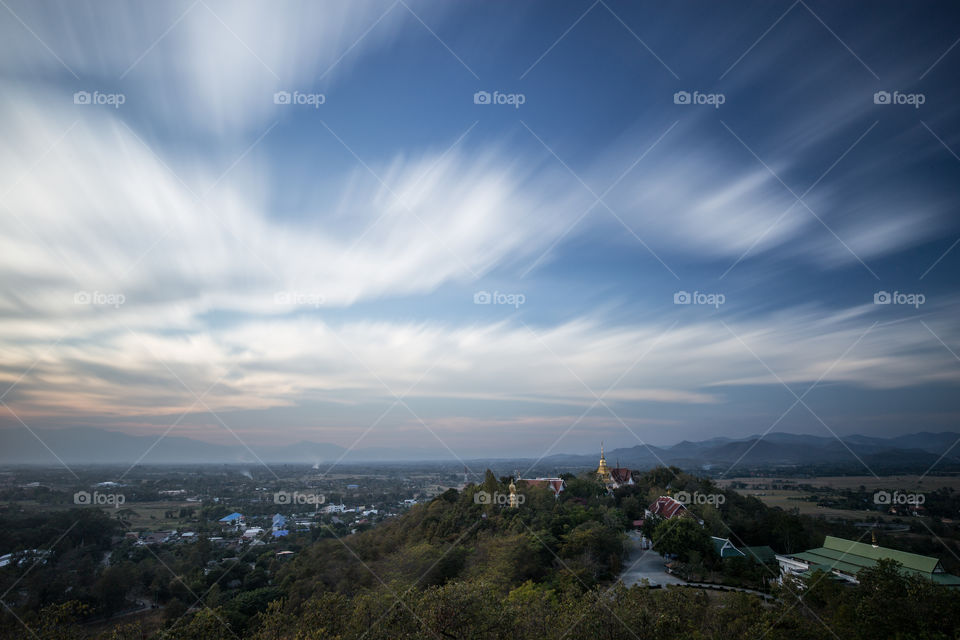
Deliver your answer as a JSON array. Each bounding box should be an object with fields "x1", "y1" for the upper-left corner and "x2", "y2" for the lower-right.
[
  {"x1": 618, "y1": 532, "x2": 684, "y2": 587},
  {"x1": 618, "y1": 532, "x2": 773, "y2": 599}
]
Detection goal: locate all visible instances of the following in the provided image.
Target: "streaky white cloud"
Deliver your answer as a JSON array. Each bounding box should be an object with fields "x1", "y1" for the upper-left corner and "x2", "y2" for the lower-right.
[
  {"x1": 0, "y1": 0, "x2": 422, "y2": 133},
  {"x1": 0, "y1": 87, "x2": 590, "y2": 329},
  {"x1": 2, "y1": 302, "x2": 958, "y2": 420},
  {"x1": 605, "y1": 143, "x2": 815, "y2": 258},
  {"x1": 1, "y1": 90, "x2": 956, "y2": 423},
  {"x1": 589, "y1": 115, "x2": 953, "y2": 270}
]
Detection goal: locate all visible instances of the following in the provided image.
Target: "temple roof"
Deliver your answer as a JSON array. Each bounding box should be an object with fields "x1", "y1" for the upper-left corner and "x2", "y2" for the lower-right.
[
  {"x1": 520, "y1": 478, "x2": 565, "y2": 496},
  {"x1": 647, "y1": 496, "x2": 687, "y2": 519}
]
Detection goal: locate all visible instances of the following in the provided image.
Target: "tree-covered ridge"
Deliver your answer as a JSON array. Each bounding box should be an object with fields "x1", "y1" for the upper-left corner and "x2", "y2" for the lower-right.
[
  {"x1": 4, "y1": 467, "x2": 960, "y2": 639},
  {"x1": 278, "y1": 470, "x2": 628, "y2": 606}
]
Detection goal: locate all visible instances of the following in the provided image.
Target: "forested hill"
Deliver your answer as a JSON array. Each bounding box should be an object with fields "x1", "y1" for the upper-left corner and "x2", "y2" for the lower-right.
[
  {"x1": 5, "y1": 467, "x2": 960, "y2": 639},
  {"x1": 278, "y1": 470, "x2": 627, "y2": 604}
]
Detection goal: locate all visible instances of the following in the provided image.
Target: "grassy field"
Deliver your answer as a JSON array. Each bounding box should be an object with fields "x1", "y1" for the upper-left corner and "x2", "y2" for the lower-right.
[
  {"x1": 715, "y1": 475, "x2": 960, "y2": 520},
  {"x1": 722, "y1": 490, "x2": 897, "y2": 519},
  {"x1": 798, "y1": 475, "x2": 959, "y2": 491},
  {"x1": 717, "y1": 475, "x2": 960, "y2": 491},
  {"x1": 7, "y1": 499, "x2": 199, "y2": 531},
  {"x1": 119, "y1": 501, "x2": 198, "y2": 530}
]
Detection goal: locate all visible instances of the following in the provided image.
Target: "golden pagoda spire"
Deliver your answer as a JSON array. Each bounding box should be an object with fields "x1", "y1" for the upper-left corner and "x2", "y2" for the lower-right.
[
  {"x1": 508, "y1": 478, "x2": 518, "y2": 508},
  {"x1": 596, "y1": 442, "x2": 610, "y2": 482}
]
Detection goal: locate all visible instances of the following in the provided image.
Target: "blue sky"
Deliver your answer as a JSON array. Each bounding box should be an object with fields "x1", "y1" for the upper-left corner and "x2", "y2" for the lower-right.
[{"x1": 1, "y1": 0, "x2": 959, "y2": 459}]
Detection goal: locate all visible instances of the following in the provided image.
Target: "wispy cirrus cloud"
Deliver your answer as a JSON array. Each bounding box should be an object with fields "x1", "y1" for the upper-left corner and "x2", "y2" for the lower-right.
[
  {"x1": 0, "y1": 87, "x2": 591, "y2": 323},
  {"x1": 3, "y1": 303, "x2": 958, "y2": 421},
  {"x1": 2, "y1": 0, "x2": 959, "y2": 453},
  {"x1": 0, "y1": 0, "x2": 422, "y2": 133}
]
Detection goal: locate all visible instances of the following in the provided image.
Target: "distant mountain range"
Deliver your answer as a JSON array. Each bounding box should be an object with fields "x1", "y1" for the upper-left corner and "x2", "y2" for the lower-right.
[
  {"x1": 536, "y1": 431, "x2": 960, "y2": 473},
  {"x1": 0, "y1": 426, "x2": 958, "y2": 471}
]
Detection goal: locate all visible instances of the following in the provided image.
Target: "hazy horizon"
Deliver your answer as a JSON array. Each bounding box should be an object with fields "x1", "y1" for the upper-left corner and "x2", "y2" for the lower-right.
[{"x1": 3, "y1": 424, "x2": 958, "y2": 468}]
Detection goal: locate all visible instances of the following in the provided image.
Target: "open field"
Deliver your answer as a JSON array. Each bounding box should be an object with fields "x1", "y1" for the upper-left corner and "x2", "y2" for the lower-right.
[
  {"x1": 716, "y1": 475, "x2": 960, "y2": 521},
  {"x1": 717, "y1": 475, "x2": 960, "y2": 491},
  {"x1": 10, "y1": 500, "x2": 200, "y2": 530},
  {"x1": 117, "y1": 501, "x2": 199, "y2": 530},
  {"x1": 722, "y1": 490, "x2": 901, "y2": 520}
]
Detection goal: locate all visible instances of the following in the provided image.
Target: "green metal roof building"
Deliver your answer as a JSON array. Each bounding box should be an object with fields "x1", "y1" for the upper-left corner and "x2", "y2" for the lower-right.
[
  {"x1": 742, "y1": 545, "x2": 777, "y2": 565},
  {"x1": 712, "y1": 536, "x2": 746, "y2": 559},
  {"x1": 777, "y1": 535, "x2": 960, "y2": 587}
]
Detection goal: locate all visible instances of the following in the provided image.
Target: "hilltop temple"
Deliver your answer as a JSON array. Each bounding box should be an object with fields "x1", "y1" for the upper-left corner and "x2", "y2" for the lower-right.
[{"x1": 596, "y1": 444, "x2": 633, "y2": 490}]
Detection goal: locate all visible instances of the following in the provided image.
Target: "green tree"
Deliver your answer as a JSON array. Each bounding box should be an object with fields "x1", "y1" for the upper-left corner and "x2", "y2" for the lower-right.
[
  {"x1": 844, "y1": 559, "x2": 960, "y2": 640},
  {"x1": 26, "y1": 601, "x2": 88, "y2": 640},
  {"x1": 651, "y1": 517, "x2": 713, "y2": 563},
  {"x1": 162, "y1": 607, "x2": 234, "y2": 640}
]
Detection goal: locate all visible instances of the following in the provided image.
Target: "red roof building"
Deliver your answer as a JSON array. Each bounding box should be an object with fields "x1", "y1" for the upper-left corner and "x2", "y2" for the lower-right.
[
  {"x1": 609, "y1": 468, "x2": 633, "y2": 487},
  {"x1": 646, "y1": 496, "x2": 688, "y2": 519},
  {"x1": 519, "y1": 477, "x2": 565, "y2": 498}
]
